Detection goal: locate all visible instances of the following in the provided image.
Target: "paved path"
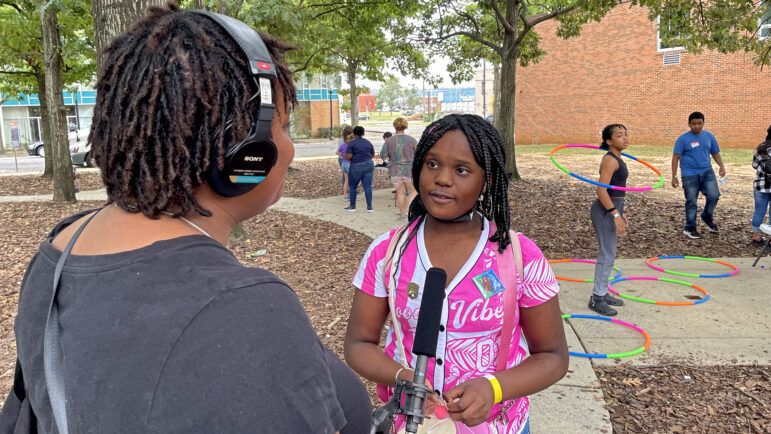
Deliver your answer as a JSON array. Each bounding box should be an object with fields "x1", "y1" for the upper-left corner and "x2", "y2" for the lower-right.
[{"x1": 2, "y1": 185, "x2": 769, "y2": 433}]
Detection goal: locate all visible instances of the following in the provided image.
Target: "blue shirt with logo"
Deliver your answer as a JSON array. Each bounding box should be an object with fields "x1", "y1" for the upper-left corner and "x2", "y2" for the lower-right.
[{"x1": 673, "y1": 130, "x2": 720, "y2": 176}]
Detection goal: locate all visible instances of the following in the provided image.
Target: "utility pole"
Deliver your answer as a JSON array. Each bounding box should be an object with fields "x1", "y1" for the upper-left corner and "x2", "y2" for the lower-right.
[
  {"x1": 422, "y1": 79, "x2": 426, "y2": 115},
  {"x1": 74, "y1": 85, "x2": 80, "y2": 129},
  {"x1": 73, "y1": 86, "x2": 80, "y2": 142},
  {"x1": 482, "y1": 60, "x2": 486, "y2": 117},
  {"x1": 328, "y1": 83, "x2": 334, "y2": 140}
]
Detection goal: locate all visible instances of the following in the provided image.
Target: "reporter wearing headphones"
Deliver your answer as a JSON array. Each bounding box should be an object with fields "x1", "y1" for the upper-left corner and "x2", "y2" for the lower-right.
[{"x1": 0, "y1": 3, "x2": 370, "y2": 433}]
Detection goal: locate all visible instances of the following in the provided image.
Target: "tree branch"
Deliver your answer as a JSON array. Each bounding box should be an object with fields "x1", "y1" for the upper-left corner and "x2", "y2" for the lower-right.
[
  {"x1": 0, "y1": 1, "x2": 22, "y2": 14},
  {"x1": 426, "y1": 31, "x2": 503, "y2": 55},
  {"x1": 515, "y1": 2, "x2": 531, "y2": 46},
  {"x1": 290, "y1": 51, "x2": 320, "y2": 73},
  {"x1": 528, "y1": 5, "x2": 576, "y2": 27},
  {"x1": 491, "y1": 0, "x2": 516, "y2": 35},
  {"x1": 0, "y1": 69, "x2": 35, "y2": 76},
  {"x1": 313, "y1": 4, "x2": 349, "y2": 19}
]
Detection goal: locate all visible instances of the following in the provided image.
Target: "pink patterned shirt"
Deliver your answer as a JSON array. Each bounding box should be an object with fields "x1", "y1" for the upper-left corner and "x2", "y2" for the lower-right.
[{"x1": 352, "y1": 218, "x2": 560, "y2": 433}]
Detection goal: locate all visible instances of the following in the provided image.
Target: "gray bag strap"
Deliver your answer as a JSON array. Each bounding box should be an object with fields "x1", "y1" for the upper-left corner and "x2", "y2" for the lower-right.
[{"x1": 44, "y1": 211, "x2": 98, "y2": 434}]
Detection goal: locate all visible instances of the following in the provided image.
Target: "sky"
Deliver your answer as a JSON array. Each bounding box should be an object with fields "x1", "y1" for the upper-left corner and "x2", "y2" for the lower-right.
[{"x1": 350, "y1": 55, "x2": 476, "y2": 91}]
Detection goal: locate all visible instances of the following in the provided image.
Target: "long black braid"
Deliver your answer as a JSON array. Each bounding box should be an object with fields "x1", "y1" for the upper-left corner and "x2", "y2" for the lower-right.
[
  {"x1": 89, "y1": 2, "x2": 296, "y2": 218},
  {"x1": 395, "y1": 114, "x2": 511, "y2": 256}
]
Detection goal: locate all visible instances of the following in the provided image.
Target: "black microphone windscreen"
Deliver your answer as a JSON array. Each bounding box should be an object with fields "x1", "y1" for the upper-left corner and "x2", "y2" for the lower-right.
[{"x1": 412, "y1": 267, "x2": 446, "y2": 357}]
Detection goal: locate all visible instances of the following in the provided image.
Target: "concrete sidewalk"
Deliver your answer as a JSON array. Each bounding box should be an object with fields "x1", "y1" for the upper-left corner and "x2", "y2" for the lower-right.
[{"x1": 4, "y1": 187, "x2": 769, "y2": 432}]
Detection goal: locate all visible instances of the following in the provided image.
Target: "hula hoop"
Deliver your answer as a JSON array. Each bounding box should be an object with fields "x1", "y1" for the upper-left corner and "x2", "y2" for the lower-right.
[
  {"x1": 548, "y1": 259, "x2": 622, "y2": 282},
  {"x1": 561, "y1": 314, "x2": 650, "y2": 358},
  {"x1": 646, "y1": 255, "x2": 739, "y2": 278},
  {"x1": 549, "y1": 144, "x2": 665, "y2": 191},
  {"x1": 608, "y1": 276, "x2": 710, "y2": 306}
]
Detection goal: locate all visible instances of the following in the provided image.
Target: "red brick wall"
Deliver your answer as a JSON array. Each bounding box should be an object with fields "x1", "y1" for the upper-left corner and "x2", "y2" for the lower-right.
[{"x1": 515, "y1": 4, "x2": 771, "y2": 149}]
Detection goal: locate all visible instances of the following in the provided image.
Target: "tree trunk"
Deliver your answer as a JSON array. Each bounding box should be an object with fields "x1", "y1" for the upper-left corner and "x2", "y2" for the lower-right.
[
  {"x1": 347, "y1": 65, "x2": 359, "y2": 127},
  {"x1": 40, "y1": 3, "x2": 76, "y2": 202},
  {"x1": 35, "y1": 72, "x2": 54, "y2": 179},
  {"x1": 92, "y1": 0, "x2": 165, "y2": 72},
  {"x1": 495, "y1": 0, "x2": 521, "y2": 181},
  {"x1": 497, "y1": 43, "x2": 520, "y2": 180}
]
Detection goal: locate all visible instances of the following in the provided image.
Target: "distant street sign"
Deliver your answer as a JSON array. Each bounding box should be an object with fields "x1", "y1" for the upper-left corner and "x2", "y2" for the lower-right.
[{"x1": 10, "y1": 121, "x2": 20, "y2": 149}]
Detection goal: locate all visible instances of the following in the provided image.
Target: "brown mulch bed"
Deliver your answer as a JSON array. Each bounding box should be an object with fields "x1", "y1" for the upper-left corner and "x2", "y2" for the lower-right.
[
  {"x1": 510, "y1": 178, "x2": 760, "y2": 260},
  {"x1": 0, "y1": 160, "x2": 391, "y2": 200},
  {"x1": 283, "y1": 159, "x2": 393, "y2": 199},
  {"x1": 0, "y1": 153, "x2": 767, "y2": 431},
  {"x1": 0, "y1": 172, "x2": 105, "y2": 196},
  {"x1": 598, "y1": 363, "x2": 771, "y2": 433}
]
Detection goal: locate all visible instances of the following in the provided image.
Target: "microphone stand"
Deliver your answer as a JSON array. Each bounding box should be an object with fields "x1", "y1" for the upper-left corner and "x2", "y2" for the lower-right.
[
  {"x1": 370, "y1": 377, "x2": 434, "y2": 434},
  {"x1": 371, "y1": 267, "x2": 446, "y2": 434}
]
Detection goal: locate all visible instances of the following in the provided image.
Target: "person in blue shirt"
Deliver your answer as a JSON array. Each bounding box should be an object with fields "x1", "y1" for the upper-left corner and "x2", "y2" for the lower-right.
[
  {"x1": 671, "y1": 112, "x2": 726, "y2": 239},
  {"x1": 344, "y1": 126, "x2": 376, "y2": 212}
]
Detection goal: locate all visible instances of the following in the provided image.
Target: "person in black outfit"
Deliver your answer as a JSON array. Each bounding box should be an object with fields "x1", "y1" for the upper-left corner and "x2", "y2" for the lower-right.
[
  {"x1": 0, "y1": 3, "x2": 370, "y2": 433},
  {"x1": 344, "y1": 126, "x2": 376, "y2": 212},
  {"x1": 589, "y1": 124, "x2": 629, "y2": 316}
]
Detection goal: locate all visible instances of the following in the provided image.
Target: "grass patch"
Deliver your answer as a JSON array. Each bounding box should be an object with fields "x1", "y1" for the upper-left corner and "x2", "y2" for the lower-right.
[{"x1": 368, "y1": 111, "x2": 402, "y2": 121}]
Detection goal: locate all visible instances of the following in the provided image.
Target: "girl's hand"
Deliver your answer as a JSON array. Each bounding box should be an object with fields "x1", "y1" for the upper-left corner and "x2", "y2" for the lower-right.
[
  {"x1": 443, "y1": 377, "x2": 495, "y2": 427},
  {"x1": 614, "y1": 215, "x2": 626, "y2": 236},
  {"x1": 399, "y1": 369, "x2": 443, "y2": 415}
]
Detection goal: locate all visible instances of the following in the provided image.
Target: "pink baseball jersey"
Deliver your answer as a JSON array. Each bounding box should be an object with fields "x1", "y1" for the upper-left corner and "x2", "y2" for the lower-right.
[{"x1": 352, "y1": 218, "x2": 560, "y2": 433}]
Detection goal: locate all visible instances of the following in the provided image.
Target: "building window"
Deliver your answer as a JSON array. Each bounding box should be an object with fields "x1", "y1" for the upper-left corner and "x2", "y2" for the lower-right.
[
  {"x1": 657, "y1": 8, "x2": 689, "y2": 52},
  {"x1": 760, "y1": 1, "x2": 771, "y2": 40}
]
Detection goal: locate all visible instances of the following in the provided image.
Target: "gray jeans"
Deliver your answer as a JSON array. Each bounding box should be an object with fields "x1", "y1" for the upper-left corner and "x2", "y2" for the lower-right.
[{"x1": 591, "y1": 197, "x2": 625, "y2": 296}]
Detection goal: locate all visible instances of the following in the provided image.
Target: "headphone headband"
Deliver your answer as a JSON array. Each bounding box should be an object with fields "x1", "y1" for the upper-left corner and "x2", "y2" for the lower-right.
[
  {"x1": 191, "y1": 10, "x2": 280, "y2": 197},
  {"x1": 191, "y1": 11, "x2": 276, "y2": 79}
]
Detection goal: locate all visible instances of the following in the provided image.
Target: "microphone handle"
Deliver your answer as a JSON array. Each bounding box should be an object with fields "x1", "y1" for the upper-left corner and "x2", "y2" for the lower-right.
[{"x1": 404, "y1": 354, "x2": 429, "y2": 433}]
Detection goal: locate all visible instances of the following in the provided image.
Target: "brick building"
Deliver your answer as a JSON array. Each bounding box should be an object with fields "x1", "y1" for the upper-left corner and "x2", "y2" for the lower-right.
[
  {"x1": 358, "y1": 92, "x2": 377, "y2": 113},
  {"x1": 510, "y1": 3, "x2": 771, "y2": 149},
  {"x1": 294, "y1": 73, "x2": 341, "y2": 138}
]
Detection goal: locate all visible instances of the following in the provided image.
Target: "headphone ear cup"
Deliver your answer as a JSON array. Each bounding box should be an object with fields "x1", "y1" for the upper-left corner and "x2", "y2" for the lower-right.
[
  {"x1": 208, "y1": 158, "x2": 254, "y2": 197},
  {"x1": 208, "y1": 139, "x2": 278, "y2": 197}
]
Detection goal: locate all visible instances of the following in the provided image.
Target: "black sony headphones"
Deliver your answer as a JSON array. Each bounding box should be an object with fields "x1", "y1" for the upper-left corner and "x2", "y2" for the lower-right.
[{"x1": 192, "y1": 11, "x2": 278, "y2": 197}]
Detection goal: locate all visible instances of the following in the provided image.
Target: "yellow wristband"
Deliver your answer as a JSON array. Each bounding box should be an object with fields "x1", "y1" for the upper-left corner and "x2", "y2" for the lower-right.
[{"x1": 483, "y1": 374, "x2": 503, "y2": 404}]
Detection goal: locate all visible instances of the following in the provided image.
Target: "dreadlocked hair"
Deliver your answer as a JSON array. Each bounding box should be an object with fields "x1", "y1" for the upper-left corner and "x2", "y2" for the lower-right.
[
  {"x1": 404, "y1": 114, "x2": 511, "y2": 253},
  {"x1": 89, "y1": 1, "x2": 297, "y2": 218}
]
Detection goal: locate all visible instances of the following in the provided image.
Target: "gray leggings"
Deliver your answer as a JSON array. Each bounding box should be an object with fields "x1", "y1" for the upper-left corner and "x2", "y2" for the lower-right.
[{"x1": 591, "y1": 198, "x2": 625, "y2": 296}]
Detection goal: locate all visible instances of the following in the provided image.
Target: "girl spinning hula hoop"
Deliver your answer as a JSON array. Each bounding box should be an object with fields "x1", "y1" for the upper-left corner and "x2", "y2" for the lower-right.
[
  {"x1": 588, "y1": 125, "x2": 632, "y2": 317},
  {"x1": 549, "y1": 144, "x2": 665, "y2": 191},
  {"x1": 345, "y1": 114, "x2": 568, "y2": 433}
]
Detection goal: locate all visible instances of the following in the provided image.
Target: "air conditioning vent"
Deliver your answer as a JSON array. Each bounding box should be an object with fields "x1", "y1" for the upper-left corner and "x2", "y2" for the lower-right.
[{"x1": 663, "y1": 52, "x2": 681, "y2": 66}]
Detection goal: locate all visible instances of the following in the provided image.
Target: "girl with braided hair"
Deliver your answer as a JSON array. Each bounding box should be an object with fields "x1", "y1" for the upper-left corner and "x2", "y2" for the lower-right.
[
  {"x1": 1, "y1": 3, "x2": 370, "y2": 432},
  {"x1": 345, "y1": 114, "x2": 568, "y2": 433},
  {"x1": 588, "y1": 124, "x2": 629, "y2": 317}
]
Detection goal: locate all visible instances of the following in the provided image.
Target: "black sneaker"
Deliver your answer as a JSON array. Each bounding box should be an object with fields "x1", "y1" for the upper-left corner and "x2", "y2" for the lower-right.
[
  {"x1": 344, "y1": 206, "x2": 356, "y2": 212},
  {"x1": 683, "y1": 228, "x2": 702, "y2": 239},
  {"x1": 701, "y1": 216, "x2": 719, "y2": 233},
  {"x1": 588, "y1": 296, "x2": 617, "y2": 317},
  {"x1": 367, "y1": 207, "x2": 374, "y2": 213},
  {"x1": 604, "y1": 294, "x2": 624, "y2": 306},
  {"x1": 752, "y1": 238, "x2": 765, "y2": 247}
]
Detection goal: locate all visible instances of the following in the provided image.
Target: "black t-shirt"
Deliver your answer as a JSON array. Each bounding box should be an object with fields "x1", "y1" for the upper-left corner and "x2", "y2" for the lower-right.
[{"x1": 11, "y1": 212, "x2": 371, "y2": 433}]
